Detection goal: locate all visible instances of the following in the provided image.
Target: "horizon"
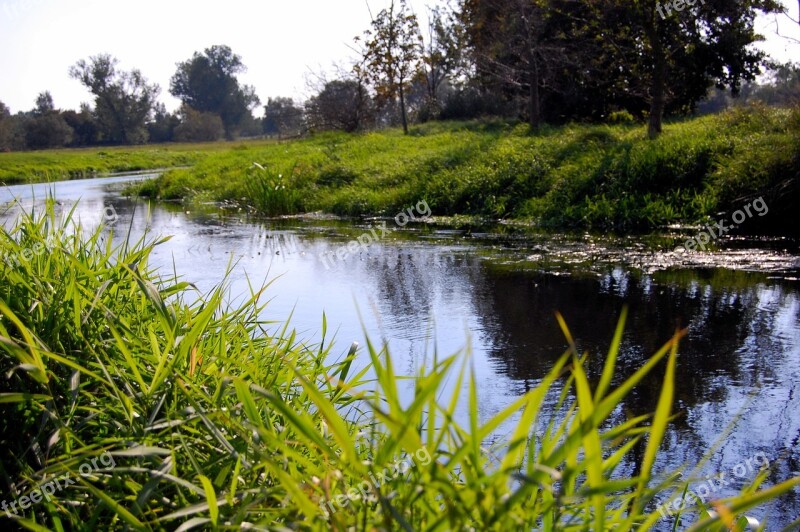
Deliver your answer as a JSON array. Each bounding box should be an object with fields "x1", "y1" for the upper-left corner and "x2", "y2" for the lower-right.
[
  {"x1": 0, "y1": 0, "x2": 435, "y2": 114},
  {"x1": 1, "y1": 0, "x2": 798, "y2": 116}
]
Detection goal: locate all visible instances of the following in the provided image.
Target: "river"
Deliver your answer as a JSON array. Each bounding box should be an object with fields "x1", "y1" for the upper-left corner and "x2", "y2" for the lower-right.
[{"x1": 2, "y1": 173, "x2": 799, "y2": 528}]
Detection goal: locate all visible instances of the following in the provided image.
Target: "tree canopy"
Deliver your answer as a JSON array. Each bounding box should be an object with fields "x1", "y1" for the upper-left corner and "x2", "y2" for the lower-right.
[
  {"x1": 70, "y1": 54, "x2": 159, "y2": 144},
  {"x1": 357, "y1": 0, "x2": 422, "y2": 134},
  {"x1": 170, "y1": 45, "x2": 260, "y2": 138}
]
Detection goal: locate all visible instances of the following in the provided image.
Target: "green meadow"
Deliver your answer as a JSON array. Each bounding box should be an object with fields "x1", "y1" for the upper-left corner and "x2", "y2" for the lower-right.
[{"x1": 0, "y1": 140, "x2": 248, "y2": 185}]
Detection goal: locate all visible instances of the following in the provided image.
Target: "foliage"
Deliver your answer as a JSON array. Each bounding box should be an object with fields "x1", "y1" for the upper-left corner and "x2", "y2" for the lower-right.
[
  {"x1": 147, "y1": 103, "x2": 180, "y2": 143},
  {"x1": 0, "y1": 101, "x2": 12, "y2": 151},
  {"x1": 174, "y1": 106, "x2": 225, "y2": 143},
  {"x1": 243, "y1": 163, "x2": 304, "y2": 215},
  {"x1": 170, "y1": 45, "x2": 260, "y2": 138},
  {"x1": 70, "y1": 54, "x2": 160, "y2": 145},
  {"x1": 1, "y1": 208, "x2": 798, "y2": 530},
  {"x1": 456, "y1": 0, "x2": 784, "y2": 136},
  {"x1": 263, "y1": 97, "x2": 304, "y2": 138},
  {"x1": 608, "y1": 110, "x2": 636, "y2": 124},
  {"x1": 356, "y1": 0, "x2": 423, "y2": 134},
  {"x1": 23, "y1": 113, "x2": 73, "y2": 149},
  {"x1": 21, "y1": 93, "x2": 74, "y2": 150},
  {"x1": 305, "y1": 80, "x2": 373, "y2": 133},
  {"x1": 418, "y1": 4, "x2": 466, "y2": 112},
  {"x1": 62, "y1": 104, "x2": 100, "y2": 147}
]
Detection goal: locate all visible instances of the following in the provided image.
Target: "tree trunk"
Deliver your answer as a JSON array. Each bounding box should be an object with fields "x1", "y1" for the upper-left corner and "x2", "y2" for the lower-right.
[
  {"x1": 528, "y1": 53, "x2": 541, "y2": 130},
  {"x1": 646, "y1": 17, "x2": 666, "y2": 139},
  {"x1": 399, "y1": 84, "x2": 409, "y2": 134}
]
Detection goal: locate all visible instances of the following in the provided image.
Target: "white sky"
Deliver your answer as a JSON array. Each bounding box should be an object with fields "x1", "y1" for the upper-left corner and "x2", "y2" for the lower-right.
[{"x1": 0, "y1": 0, "x2": 798, "y2": 114}]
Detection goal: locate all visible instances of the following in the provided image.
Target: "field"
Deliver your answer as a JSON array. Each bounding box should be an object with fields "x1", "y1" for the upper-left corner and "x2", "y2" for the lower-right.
[{"x1": 0, "y1": 140, "x2": 274, "y2": 184}]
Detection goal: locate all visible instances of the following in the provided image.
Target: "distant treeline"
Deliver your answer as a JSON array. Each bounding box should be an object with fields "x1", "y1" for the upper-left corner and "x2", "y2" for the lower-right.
[{"x1": 1, "y1": 0, "x2": 799, "y2": 151}]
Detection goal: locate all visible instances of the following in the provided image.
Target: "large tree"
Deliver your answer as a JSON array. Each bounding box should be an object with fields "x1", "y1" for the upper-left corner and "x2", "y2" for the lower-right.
[
  {"x1": 460, "y1": 0, "x2": 585, "y2": 128},
  {"x1": 24, "y1": 91, "x2": 73, "y2": 149},
  {"x1": 70, "y1": 55, "x2": 159, "y2": 144},
  {"x1": 588, "y1": 0, "x2": 783, "y2": 138},
  {"x1": 305, "y1": 79, "x2": 372, "y2": 132},
  {"x1": 357, "y1": 0, "x2": 422, "y2": 134},
  {"x1": 170, "y1": 45, "x2": 260, "y2": 138}
]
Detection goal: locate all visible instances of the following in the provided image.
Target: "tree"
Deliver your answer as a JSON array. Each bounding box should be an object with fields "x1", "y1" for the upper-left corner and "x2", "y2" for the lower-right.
[
  {"x1": 263, "y1": 97, "x2": 304, "y2": 138},
  {"x1": 752, "y1": 61, "x2": 800, "y2": 105},
  {"x1": 24, "y1": 92, "x2": 73, "y2": 149},
  {"x1": 34, "y1": 91, "x2": 55, "y2": 115},
  {"x1": 62, "y1": 103, "x2": 99, "y2": 146},
  {"x1": 460, "y1": 0, "x2": 583, "y2": 129},
  {"x1": 147, "y1": 103, "x2": 180, "y2": 143},
  {"x1": 0, "y1": 101, "x2": 12, "y2": 151},
  {"x1": 589, "y1": 0, "x2": 784, "y2": 138},
  {"x1": 419, "y1": 4, "x2": 467, "y2": 116},
  {"x1": 170, "y1": 45, "x2": 260, "y2": 138},
  {"x1": 305, "y1": 79, "x2": 373, "y2": 132},
  {"x1": 357, "y1": 0, "x2": 422, "y2": 134},
  {"x1": 70, "y1": 54, "x2": 159, "y2": 144},
  {"x1": 174, "y1": 105, "x2": 225, "y2": 142}
]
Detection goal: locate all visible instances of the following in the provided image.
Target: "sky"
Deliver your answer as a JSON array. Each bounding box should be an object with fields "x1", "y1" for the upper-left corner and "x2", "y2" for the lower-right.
[{"x1": 0, "y1": 0, "x2": 798, "y2": 115}]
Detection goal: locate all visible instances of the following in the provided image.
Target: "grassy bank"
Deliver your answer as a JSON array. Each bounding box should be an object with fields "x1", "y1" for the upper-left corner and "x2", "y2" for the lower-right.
[
  {"x1": 132, "y1": 105, "x2": 799, "y2": 232},
  {"x1": 2, "y1": 105, "x2": 798, "y2": 231},
  {"x1": 1, "y1": 205, "x2": 798, "y2": 530}
]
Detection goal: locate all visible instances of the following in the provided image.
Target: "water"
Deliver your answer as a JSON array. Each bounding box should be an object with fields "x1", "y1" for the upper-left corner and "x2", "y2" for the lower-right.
[{"x1": 2, "y1": 174, "x2": 799, "y2": 527}]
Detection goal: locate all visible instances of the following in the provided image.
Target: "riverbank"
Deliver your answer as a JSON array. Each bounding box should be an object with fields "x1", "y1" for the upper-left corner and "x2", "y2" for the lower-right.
[
  {"x1": 3, "y1": 105, "x2": 798, "y2": 233},
  {"x1": 143, "y1": 105, "x2": 800, "y2": 233},
  {"x1": 0, "y1": 139, "x2": 260, "y2": 185}
]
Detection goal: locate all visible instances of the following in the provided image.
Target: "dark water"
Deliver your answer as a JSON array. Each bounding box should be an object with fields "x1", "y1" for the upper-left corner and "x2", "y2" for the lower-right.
[{"x1": 2, "y1": 175, "x2": 799, "y2": 527}]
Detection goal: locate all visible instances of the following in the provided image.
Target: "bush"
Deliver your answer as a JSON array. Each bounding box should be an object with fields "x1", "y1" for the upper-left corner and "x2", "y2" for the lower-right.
[
  {"x1": 244, "y1": 163, "x2": 303, "y2": 215},
  {"x1": 174, "y1": 107, "x2": 225, "y2": 142},
  {"x1": 608, "y1": 110, "x2": 636, "y2": 124}
]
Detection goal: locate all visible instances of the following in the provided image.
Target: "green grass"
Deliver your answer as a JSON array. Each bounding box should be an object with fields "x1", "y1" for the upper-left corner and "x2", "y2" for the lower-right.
[
  {"x1": 1, "y1": 204, "x2": 798, "y2": 530},
  {"x1": 4, "y1": 105, "x2": 798, "y2": 231},
  {"x1": 135, "y1": 105, "x2": 799, "y2": 231},
  {"x1": 0, "y1": 140, "x2": 276, "y2": 185}
]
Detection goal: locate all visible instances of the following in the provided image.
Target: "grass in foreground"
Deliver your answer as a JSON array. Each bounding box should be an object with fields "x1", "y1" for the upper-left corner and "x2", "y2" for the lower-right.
[
  {"x1": 134, "y1": 105, "x2": 800, "y2": 231},
  {"x1": 1, "y1": 204, "x2": 798, "y2": 530}
]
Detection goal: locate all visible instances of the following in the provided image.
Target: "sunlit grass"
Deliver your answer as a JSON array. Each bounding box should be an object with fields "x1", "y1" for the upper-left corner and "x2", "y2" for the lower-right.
[
  {"x1": 140, "y1": 106, "x2": 799, "y2": 229},
  {"x1": 1, "y1": 204, "x2": 798, "y2": 530}
]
